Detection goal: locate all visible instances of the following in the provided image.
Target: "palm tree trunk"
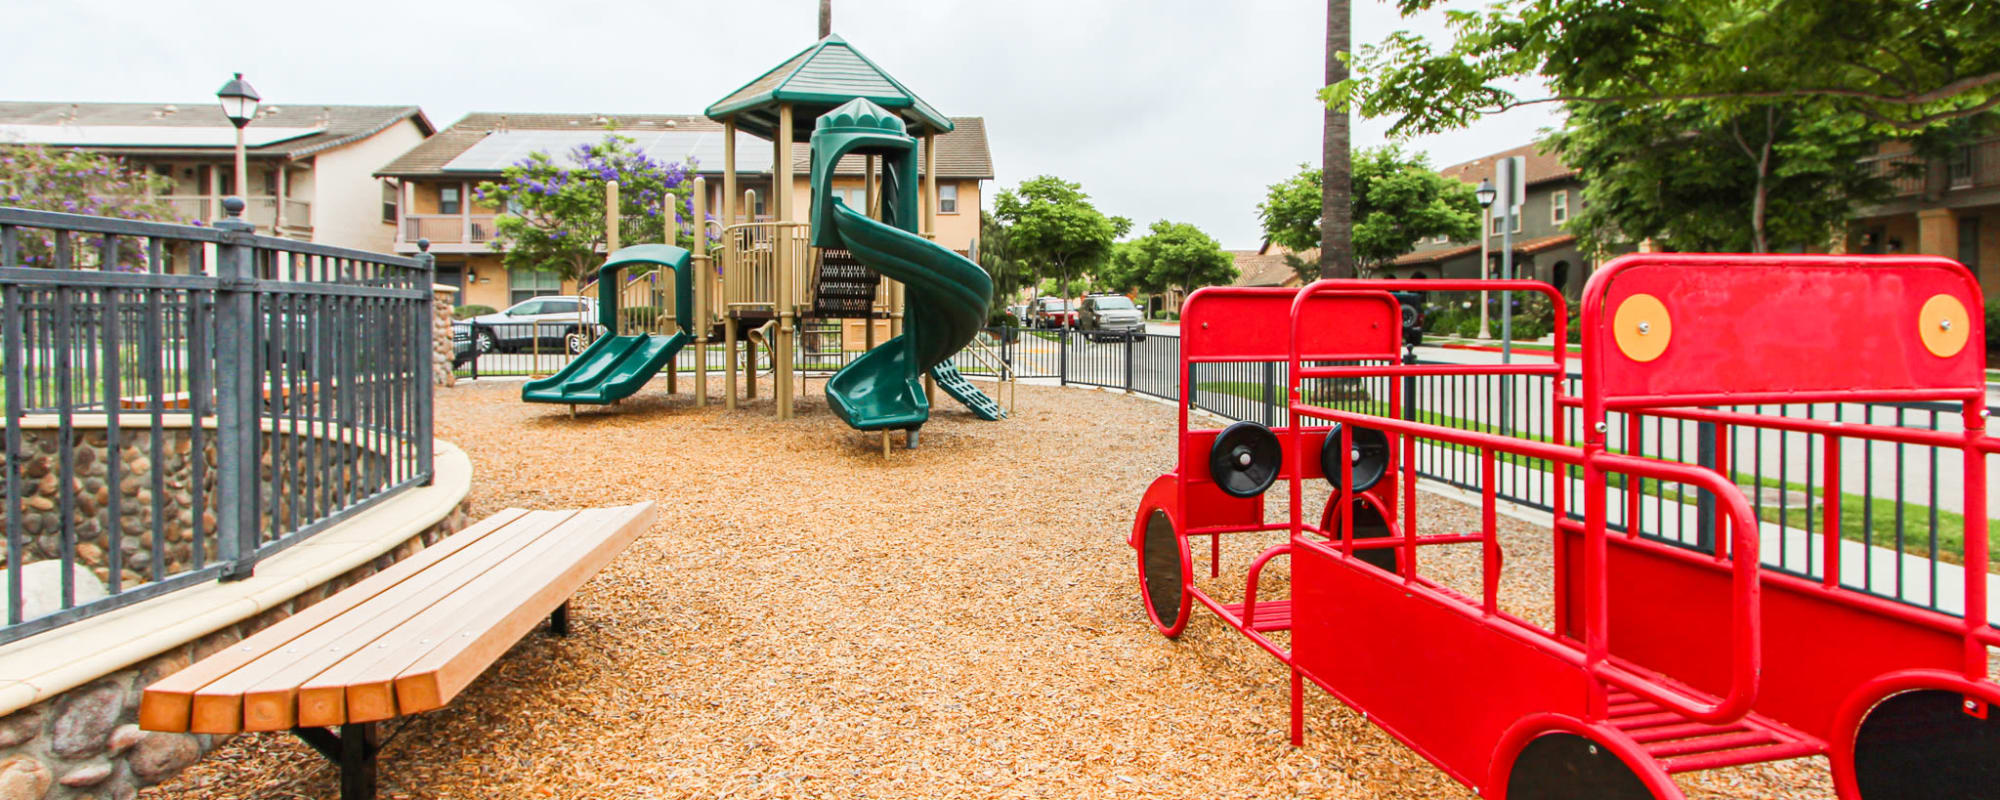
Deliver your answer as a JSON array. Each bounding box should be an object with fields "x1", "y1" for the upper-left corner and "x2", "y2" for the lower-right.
[{"x1": 1321, "y1": 0, "x2": 1354, "y2": 279}]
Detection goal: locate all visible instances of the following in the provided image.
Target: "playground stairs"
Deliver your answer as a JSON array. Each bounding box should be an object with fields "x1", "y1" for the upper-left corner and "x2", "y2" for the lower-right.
[
  {"x1": 809, "y1": 248, "x2": 883, "y2": 319},
  {"x1": 1220, "y1": 600, "x2": 1292, "y2": 633},
  {"x1": 1603, "y1": 687, "x2": 1823, "y2": 773},
  {"x1": 929, "y1": 363, "x2": 1006, "y2": 420}
]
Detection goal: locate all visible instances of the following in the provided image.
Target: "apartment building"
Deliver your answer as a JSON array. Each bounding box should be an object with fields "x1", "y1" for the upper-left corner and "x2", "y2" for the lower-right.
[
  {"x1": 1384, "y1": 143, "x2": 1600, "y2": 297},
  {"x1": 0, "y1": 101, "x2": 432, "y2": 253},
  {"x1": 1849, "y1": 133, "x2": 2000, "y2": 294},
  {"x1": 374, "y1": 112, "x2": 994, "y2": 311}
]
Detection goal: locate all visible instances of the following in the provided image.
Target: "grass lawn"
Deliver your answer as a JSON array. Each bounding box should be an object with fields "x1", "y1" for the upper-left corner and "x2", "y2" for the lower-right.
[{"x1": 1195, "y1": 379, "x2": 1997, "y2": 571}]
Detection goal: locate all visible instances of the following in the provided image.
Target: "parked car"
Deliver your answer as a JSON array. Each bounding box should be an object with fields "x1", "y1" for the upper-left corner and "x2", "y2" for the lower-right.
[
  {"x1": 455, "y1": 296, "x2": 602, "y2": 356},
  {"x1": 1078, "y1": 294, "x2": 1145, "y2": 340},
  {"x1": 1028, "y1": 296, "x2": 1076, "y2": 329}
]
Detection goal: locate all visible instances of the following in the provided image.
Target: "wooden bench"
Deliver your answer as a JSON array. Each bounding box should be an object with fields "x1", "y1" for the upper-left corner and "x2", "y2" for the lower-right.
[{"x1": 138, "y1": 502, "x2": 657, "y2": 800}]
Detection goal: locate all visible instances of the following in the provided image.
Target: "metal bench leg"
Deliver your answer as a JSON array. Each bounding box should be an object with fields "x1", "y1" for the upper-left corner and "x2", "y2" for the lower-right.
[
  {"x1": 292, "y1": 722, "x2": 379, "y2": 800},
  {"x1": 551, "y1": 600, "x2": 571, "y2": 636}
]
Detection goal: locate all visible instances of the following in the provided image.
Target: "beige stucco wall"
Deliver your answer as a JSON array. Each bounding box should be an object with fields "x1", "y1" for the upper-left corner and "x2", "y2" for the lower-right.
[
  {"x1": 785, "y1": 177, "x2": 983, "y2": 254},
  {"x1": 309, "y1": 117, "x2": 429, "y2": 252}
]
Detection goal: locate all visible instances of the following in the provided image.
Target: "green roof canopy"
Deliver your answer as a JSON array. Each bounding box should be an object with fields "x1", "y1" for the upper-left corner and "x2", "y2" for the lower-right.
[{"x1": 704, "y1": 34, "x2": 953, "y2": 142}]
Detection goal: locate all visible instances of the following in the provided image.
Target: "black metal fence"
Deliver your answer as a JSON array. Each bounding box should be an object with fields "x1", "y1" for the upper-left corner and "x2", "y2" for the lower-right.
[
  {"x1": 1010, "y1": 325, "x2": 1992, "y2": 613},
  {"x1": 0, "y1": 203, "x2": 434, "y2": 643}
]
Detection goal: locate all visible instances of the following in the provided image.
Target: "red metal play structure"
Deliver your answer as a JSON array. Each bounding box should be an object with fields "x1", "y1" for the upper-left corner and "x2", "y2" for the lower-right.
[{"x1": 1131, "y1": 254, "x2": 2000, "y2": 798}]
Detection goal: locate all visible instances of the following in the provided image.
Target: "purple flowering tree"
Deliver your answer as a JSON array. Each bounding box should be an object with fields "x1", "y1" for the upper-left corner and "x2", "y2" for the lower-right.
[
  {"x1": 0, "y1": 145, "x2": 174, "y2": 269},
  {"x1": 476, "y1": 134, "x2": 698, "y2": 285}
]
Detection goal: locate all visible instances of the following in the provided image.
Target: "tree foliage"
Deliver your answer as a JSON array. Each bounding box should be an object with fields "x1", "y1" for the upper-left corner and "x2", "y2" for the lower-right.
[
  {"x1": 1259, "y1": 147, "x2": 1481, "y2": 276},
  {"x1": 1550, "y1": 101, "x2": 1896, "y2": 253},
  {"x1": 992, "y1": 175, "x2": 1130, "y2": 314},
  {"x1": 1340, "y1": 0, "x2": 2000, "y2": 138},
  {"x1": 0, "y1": 145, "x2": 174, "y2": 270},
  {"x1": 978, "y1": 214, "x2": 1033, "y2": 303},
  {"x1": 477, "y1": 134, "x2": 698, "y2": 284},
  {"x1": 1116, "y1": 220, "x2": 1237, "y2": 296}
]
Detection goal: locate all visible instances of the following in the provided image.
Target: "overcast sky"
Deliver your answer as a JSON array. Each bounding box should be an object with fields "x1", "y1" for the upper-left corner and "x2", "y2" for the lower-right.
[{"x1": 5, "y1": 0, "x2": 1558, "y2": 249}]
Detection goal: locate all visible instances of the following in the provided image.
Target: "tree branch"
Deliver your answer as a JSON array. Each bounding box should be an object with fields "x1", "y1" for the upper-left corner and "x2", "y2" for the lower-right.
[{"x1": 1470, "y1": 71, "x2": 2000, "y2": 114}]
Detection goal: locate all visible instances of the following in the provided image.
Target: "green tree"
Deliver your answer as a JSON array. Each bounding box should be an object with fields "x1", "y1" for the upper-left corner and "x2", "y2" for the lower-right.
[
  {"x1": 1259, "y1": 147, "x2": 1480, "y2": 277},
  {"x1": 1342, "y1": 0, "x2": 2000, "y2": 138},
  {"x1": 1551, "y1": 101, "x2": 1897, "y2": 253},
  {"x1": 1121, "y1": 220, "x2": 1237, "y2": 297},
  {"x1": 992, "y1": 175, "x2": 1130, "y2": 323},
  {"x1": 0, "y1": 145, "x2": 173, "y2": 269},
  {"x1": 477, "y1": 134, "x2": 697, "y2": 284},
  {"x1": 978, "y1": 214, "x2": 1033, "y2": 303}
]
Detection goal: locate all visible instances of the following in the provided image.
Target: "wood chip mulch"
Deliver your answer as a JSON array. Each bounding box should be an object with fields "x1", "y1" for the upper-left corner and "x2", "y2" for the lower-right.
[{"x1": 145, "y1": 379, "x2": 1831, "y2": 799}]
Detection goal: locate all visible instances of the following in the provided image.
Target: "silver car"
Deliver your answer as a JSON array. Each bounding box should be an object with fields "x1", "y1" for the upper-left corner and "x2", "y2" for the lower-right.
[
  {"x1": 456, "y1": 296, "x2": 602, "y2": 355},
  {"x1": 1079, "y1": 294, "x2": 1145, "y2": 340}
]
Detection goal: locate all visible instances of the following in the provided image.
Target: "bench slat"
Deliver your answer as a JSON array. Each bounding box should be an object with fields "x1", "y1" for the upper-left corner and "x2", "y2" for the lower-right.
[
  {"x1": 137, "y1": 508, "x2": 532, "y2": 734},
  {"x1": 393, "y1": 502, "x2": 656, "y2": 715},
  {"x1": 218, "y1": 510, "x2": 578, "y2": 732},
  {"x1": 296, "y1": 505, "x2": 651, "y2": 725}
]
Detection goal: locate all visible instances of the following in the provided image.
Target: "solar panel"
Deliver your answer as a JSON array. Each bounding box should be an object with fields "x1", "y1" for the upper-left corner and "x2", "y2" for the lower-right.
[
  {"x1": 0, "y1": 124, "x2": 326, "y2": 148},
  {"x1": 442, "y1": 129, "x2": 773, "y2": 174}
]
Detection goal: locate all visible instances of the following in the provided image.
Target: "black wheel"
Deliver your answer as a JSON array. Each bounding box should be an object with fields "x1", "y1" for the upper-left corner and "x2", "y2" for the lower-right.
[
  {"x1": 1318, "y1": 494, "x2": 1399, "y2": 574},
  {"x1": 474, "y1": 328, "x2": 498, "y2": 354},
  {"x1": 1507, "y1": 733, "x2": 1658, "y2": 800},
  {"x1": 1137, "y1": 507, "x2": 1190, "y2": 637},
  {"x1": 1321, "y1": 423, "x2": 1390, "y2": 493},
  {"x1": 1209, "y1": 421, "x2": 1282, "y2": 498},
  {"x1": 565, "y1": 328, "x2": 590, "y2": 355},
  {"x1": 1853, "y1": 689, "x2": 2000, "y2": 799}
]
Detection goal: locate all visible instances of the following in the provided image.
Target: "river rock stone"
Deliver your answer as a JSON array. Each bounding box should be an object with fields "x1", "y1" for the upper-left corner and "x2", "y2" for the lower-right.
[
  {"x1": 4, "y1": 561, "x2": 109, "y2": 624},
  {"x1": 49, "y1": 680, "x2": 124, "y2": 758},
  {"x1": 106, "y1": 723, "x2": 144, "y2": 756},
  {"x1": 128, "y1": 731, "x2": 198, "y2": 784},
  {"x1": 0, "y1": 708, "x2": 42, "y2": 749},
  {"x1": 58, "y1": 760, "x2": 113, "y2": 787},
  {"x1": 0, "y1": 755, "x2": 51, "y2": 800}
]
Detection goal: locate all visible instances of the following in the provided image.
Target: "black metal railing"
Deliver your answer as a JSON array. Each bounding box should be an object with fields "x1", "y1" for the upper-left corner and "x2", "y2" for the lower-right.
[
  {"x1": 0, "y1": 202, "x2": 433, "y2": 643},
  {"x1": 988, "y1": 326, "x2": 1991, "y2": 615}
]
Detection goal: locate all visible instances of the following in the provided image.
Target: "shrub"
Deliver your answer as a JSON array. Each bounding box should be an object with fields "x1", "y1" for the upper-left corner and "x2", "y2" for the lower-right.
[
  {"x1": 1453, "y1": 316, "x2": 1482, "y2": 338},
  {"x1": 989, "y1": 309, "x2": 1020, "y2": 327},
  {"x1": 453, "y1": 304, "x2": 497, "y2": 319}
]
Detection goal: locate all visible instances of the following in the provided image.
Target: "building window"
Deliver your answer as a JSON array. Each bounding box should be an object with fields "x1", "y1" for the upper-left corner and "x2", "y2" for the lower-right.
[
  {"x1": 1551, "y1": 190, "x2": 1569, "y2": 225},
  {"x1": 508, "y1": 267, "x2": 561, "y2": 305},
  {"x1": 1433, "y1": 234, "x2": 1449, "y2": 244},
  {"x1": 381, "y1": 180, "x2": 399, "y2": 224},
  {"x1": 1490, "y1": 211, "x2": 1519, "y2": 236},
  {"x1": 439, "y1": 186, "x2": 462, "y2": 215},
  {"x1": 938, "y1": 183, "x2": 958, "y2": 214},
  {"x1": 1960, "y1": 217, "x2": 1980, "y2": 270}
]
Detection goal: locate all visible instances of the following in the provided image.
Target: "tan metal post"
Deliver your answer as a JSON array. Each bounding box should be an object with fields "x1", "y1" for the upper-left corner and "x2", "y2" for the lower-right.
[
  {"x1": 922, "y1": 133, "x2": 941, "y2": 405},
  {"x1": 692, "y1": 177, "x2": 708, "y2": 407},
  {"x1": 662, "y1": 190, "x2": 678, "y2": 394},
  {"x1": 723, "y1": 120, "x2": 739, "y2": 408},
  {"x1": 605, "y1": 180, "x2": 620, "y2": 254},
  {"x1": 775, "y1": 104, "x2": 795, "y2": 420},
  {"x1": 865, "y1": 155, "x2": 880, "y2": 351}
]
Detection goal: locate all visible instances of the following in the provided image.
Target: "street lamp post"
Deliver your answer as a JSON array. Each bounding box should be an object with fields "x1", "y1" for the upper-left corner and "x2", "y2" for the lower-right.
[
  {"x1": 1475, "y1": 179, "x2": 1496, "y2": 341},
  {"x1": 215, "y1": 73, "x2": 260, "y2": 224}
]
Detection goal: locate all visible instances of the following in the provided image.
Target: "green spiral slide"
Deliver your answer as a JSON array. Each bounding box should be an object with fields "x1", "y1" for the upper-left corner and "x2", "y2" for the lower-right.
[
  {"x1": 809, "y1": 98, "x2": 1000, "y2": 433},
  {"x1": 522, "y1": 244, "x2": 691, "y2": 406}
]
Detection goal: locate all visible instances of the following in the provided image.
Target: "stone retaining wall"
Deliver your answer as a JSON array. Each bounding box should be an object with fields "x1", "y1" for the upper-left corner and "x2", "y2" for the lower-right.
[
  {"x1": 0, "y1": 498, "x2": 472, "y2": 800},
  {"x1": 432, "y1": 285, "x2": 457, "y2": 388},
  {"x1": 5, "y1": 425, "x2": 391, "y2": 612}
]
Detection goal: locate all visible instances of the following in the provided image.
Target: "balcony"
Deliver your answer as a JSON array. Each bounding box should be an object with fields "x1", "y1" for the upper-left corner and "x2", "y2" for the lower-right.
[
  {"x1": 160, "y1": 195, "x2": 312, "y2": 236},
  {"x1": 402, "y1": 213, "x2": 500, "y2": 247},
  {"x1": 1857, "y1": 135, "x2": 2000, "y2": 206}
]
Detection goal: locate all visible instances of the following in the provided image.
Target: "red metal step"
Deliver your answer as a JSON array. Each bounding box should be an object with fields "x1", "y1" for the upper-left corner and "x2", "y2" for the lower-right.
[
  {"x1": 1221, "y1": 600, "x2": 1293, "y2": 632},
  {"x1": 1603, "y1": 690, "x2": 1825, "y2": 773}
]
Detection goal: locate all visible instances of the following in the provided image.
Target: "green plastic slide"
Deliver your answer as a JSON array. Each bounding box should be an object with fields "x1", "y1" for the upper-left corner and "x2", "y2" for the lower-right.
[
  {"x1": 823, "y1": 201, "x2": 994, "y2": 430},
  {"x1": 521, "y1": 330, "x2": 689, "y2": 405},
  {"x1": 522, "y1": 244, "x2": 692, "y2": 406}
]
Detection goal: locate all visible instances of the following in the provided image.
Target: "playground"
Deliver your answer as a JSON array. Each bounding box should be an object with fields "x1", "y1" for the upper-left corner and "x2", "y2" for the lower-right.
[{"x1": 143, "y1": 378, "x2": 1831, "y2": 800}]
